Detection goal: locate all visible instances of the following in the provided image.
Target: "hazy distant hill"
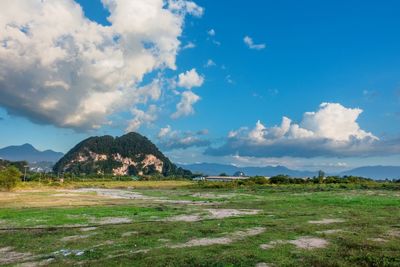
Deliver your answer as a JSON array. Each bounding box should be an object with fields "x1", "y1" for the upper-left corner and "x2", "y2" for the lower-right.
[
  {"x1": 0, "y1": 144, "x2": 64, "y2": 163},
  {"x1": 54, "y1": 132, "x2": 191, "y2": 176},
  {"x1": 179, "y1": 163, "x2": 400, "y2": 180},
  {"x1": 340, "y1": 166, "x2": 400, "y2": 180},
  {"x1": 179, "y1": 163, "x2": 317, "y2": 177}
]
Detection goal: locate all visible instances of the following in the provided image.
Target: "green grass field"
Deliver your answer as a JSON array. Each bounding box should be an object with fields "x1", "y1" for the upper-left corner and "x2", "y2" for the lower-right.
[{"x1": 0, "y1": 182, "x2": 399, "y2": 266}]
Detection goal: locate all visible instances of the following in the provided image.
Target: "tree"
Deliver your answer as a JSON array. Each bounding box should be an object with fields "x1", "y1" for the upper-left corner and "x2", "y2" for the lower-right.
[
  {"x1": 269, "y1": 175, "x2": 290, "y2": 184},
  {"x1": 0, "y1": 166, "x2": 22, "y2": 191}
]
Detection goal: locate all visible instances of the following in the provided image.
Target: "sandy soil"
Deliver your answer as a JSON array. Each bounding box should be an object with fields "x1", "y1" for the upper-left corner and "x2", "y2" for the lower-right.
[
  {"x1": 169, "y1": 227, "x2": 265, "y2": 248},
  {"x1": 72, "y1": 188, "x2": 153, "y2": 200},
  {"x1": 368, "y1": 238, "x2": 388, "y2": 243},
  {"x1": 261, "y1": 237, "x2": 329, "y2": 250},
  {"x1": 93, "y1": 217, "x2": 132, "y2": 225},
  {"x1": 121, "y1": 231, "x2": 138, "y2": 237},
  {"x1": 289, "y1": 237, "x2": 329, "y2": 249},
  {"x1": 61, "y1": 234, "x2": 94, "y2": 242},
  {"x1": 316, "y1": 229, "x2": 343, "y2": 234},
  {"x1": 387, "y1": 229, "x2": 400, "y2": 237},
  {"x1": 80, "y1": 227, "x2": 97, "y2": 232},
  {"x1": 166, "y1": 209, "x2": 260, "y2": 222},
  {"x1": 308, "y1": 218, "x2": 345, "y2": 224},
  {"x1": 166, "y1": 214, "x2": 203, "y2": 222},
  {"x1": 0, "y1": 247, "x2": 34, "y2": 265},
  {"x1": 191, "y1": 193, "x2": 236, "y2": 199},
  {"x1": 206, "y1": 209, "x2": 260, "y2": 219}
]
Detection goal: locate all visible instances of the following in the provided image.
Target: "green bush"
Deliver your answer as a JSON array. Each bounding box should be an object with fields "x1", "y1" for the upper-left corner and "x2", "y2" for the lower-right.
[{"x1": 0, "y1": 166, "x2": 22, "y2": 191}]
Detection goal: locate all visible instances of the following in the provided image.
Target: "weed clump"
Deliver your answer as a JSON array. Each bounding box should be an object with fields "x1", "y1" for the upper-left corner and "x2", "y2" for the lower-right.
[{"x1": 0, "y1": 166, "x2": 22, "y2": 191}]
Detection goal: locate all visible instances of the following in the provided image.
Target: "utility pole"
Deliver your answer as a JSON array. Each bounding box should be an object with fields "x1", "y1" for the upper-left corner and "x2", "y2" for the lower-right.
[{"x1": 23, "y1": 165, "x2": 28, "y2": 182}]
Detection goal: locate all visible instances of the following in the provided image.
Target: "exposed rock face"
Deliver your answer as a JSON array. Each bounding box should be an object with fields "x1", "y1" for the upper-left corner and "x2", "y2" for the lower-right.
[{"x1": 53, "y1": 132, "x2": 190, "y2": 176}]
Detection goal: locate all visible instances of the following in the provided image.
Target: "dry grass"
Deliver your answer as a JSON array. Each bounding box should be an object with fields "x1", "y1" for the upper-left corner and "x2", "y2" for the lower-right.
[
  {"x1": 16, "y1": 180, "x2": 193, "y2": 190},
  {"x1": 0, "y1": 190, "x2": 133, "y2": 208}
]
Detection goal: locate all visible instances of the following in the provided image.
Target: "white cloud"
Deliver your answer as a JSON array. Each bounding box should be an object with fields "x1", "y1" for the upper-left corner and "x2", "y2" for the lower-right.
[
  {"x1": 226, "y1": 75, "x2": 234, "y2": 84},
  {"x1": 243, "y1": 35, "x2": 266, "y2": 50},
  {"x1": 207, "y1": 29, "x2": 216, "y2": 36},
  {"x1": 206, "y1": 103, "x2": 394, "y2": 158},
  {"x1": 299, "y1": 103, "x2": 376, "y2": 141},
  {"x1": 177, "y1": 68, "x2": 204, "y2": 89},
  {"x1": 206, "y1": 29, "x2": 220, "y2": 46},
  {"x1": 158, "y1": 125, "x2": 172, "y2": 138},
  {"x1": 157, "y1": 125, "x2": 210, "y2": 150},
  {"x1": 171, "y1": 91, "x2": 200, "y2": 119},
  {"x1": 205, "y1": 59, "x2": 216, "y2": 67},
  {"x1": 167, "y1": 0, "x2": 204, "y2": 17},
  {"x1": 182, "y1": 41, "x2": 196, "y2": 50},
  {"x1": 0, "y1": 0, "x2": 202, "y2": 131},
  {"x1": 126, "y1": 105, "x2": 158, "y2": 132}
]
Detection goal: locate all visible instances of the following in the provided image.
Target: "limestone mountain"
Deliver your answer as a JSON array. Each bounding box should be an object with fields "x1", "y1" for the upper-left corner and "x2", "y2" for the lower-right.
[{"x1": 53, "y1": 132, "x2": 191, "y2": 176}]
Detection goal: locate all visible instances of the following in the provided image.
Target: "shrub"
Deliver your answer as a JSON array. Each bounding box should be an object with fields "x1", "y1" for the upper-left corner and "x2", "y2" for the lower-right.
[
  {"x1": 269, "y1": 175, "x2": 290, "y2": 184},
  {"x1": 0, "y1": 166, "x2": 22, "y2": 191},
  {"x1": 248, "y1": 176, "x2": 269, "y2": 185}
]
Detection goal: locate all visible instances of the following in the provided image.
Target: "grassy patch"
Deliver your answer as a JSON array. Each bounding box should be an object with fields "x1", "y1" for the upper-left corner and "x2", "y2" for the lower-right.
[{"x1": 0, "y1": 182, "x2": 399, "y2": 266}]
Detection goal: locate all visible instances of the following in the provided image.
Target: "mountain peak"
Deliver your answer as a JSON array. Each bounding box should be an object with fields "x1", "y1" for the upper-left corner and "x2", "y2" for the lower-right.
[
  {"x1": 53, "y1": 132, "x2": 190, "y2": 177},
  {"x1": 0, "y1": 144, "x2": 63, "y2": 163}
]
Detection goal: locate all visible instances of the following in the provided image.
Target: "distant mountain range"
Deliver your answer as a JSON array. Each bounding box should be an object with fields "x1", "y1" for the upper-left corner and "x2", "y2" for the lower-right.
[
  {"x1": 178, "y1": 163, "x2": 317, "y2": 178},
  {"x1": 1, "y1": 143, "x2": 399, "y2": 179},
  {"x1": 339, "y1": 166, "x2": 400, "y2": 180},
  {"x1": 179, "y1": 163, "x2": 400, "y2": 180},
  {"x1": 0, "y1": 144, "x2": 64, "y2": 163}
]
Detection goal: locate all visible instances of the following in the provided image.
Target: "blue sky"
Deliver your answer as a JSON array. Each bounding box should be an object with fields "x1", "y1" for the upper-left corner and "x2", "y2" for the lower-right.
[{"x1": 0, "y1": 0, "x2": 399, "y2": 171}]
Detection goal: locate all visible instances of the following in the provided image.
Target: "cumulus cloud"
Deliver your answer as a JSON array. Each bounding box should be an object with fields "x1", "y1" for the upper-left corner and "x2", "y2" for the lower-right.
[
  {"x1": 125, "y1": 105, "x2": 158, "y2": 133},
  {"x1": 0, "y1": 0, "x2": 202, "y2": 131},
  {"x1": 171, "y1": 91, "x2": 200, "y2": 118},
  {"x1": 168, "y1": 0, "x2": 204, "y2": 17},
  {"x1": 206, "y1": 103, "x2": 400, "y2": 158},
  {"x1": 243, "y1": 36, "x2": 266, "y2": 50},
  {"x1": 177, "y1": 68, "x2": 204, "y2": 89},
  {"x1": 157, "y1": 125, "x2": 210, "y2": 150}
]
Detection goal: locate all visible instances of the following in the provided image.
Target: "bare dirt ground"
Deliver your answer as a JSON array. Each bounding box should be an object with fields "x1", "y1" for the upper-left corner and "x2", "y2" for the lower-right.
[
  {"x1": 165, "y1": 208, "x2": 260, "y2": 222},
  {"x1": 308, "y1": 218, "x2": 345, "y2": 224},
  {"x1": 289, "y1": 237, "x2": 329, "y2": 249},
  {"x1": 169, "y1": 227, "x2": 266, "y2": 248},
  {"x1": 191, "y1": 192, "x2": 236, "y2": 199},
  {"x1": 92, "y1": 217, "x2": 133, "y2": 225},
  {"x1": 316, "y1": 229, "x2": 343, "y2": 234},
  {"x1": 0, "y1": 247, "x2": 34, "y2": 265},
  {"x1": 72, "y1": 188, "x2": 153, "y2": 200},
  {"x1": 260, "y1": 237, "x2": 329, "y2": 250},
  {"x1": 61, "y1": 234, "x2": 94, "y2": 242}
]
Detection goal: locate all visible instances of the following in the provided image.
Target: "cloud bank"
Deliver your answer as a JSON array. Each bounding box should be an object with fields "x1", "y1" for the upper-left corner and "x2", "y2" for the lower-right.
[
  {"x1": 0, "y1": 0, "x2": 202, "y2": 131},
  {"x1": 206, "y1": 103, "x2": 400, "y2": 158},
  {"x1": 157, "y1": 125, "x2": 210, "y2": 150}
]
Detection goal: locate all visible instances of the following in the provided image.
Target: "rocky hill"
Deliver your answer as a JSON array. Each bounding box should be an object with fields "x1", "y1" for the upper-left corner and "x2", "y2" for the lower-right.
[{"x1": 53, "y1": 132, "x2": 191, "y2": 177}]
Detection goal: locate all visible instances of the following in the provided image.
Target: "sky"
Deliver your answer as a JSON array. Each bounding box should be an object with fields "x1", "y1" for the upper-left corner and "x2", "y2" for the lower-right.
[{"x1": 0, "y1": 0, "x2": 399, "y2": 172}]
